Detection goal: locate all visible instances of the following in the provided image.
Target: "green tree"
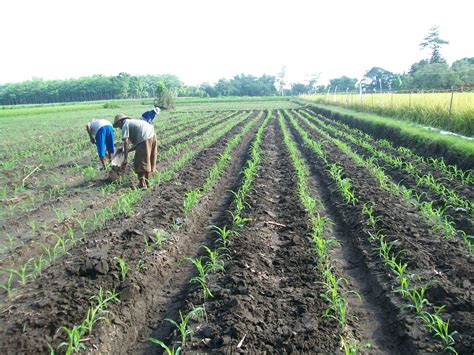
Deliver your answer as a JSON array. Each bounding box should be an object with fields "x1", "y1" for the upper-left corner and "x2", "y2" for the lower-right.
[
  {"x1": 411, "y1": 63, "x2": 459, "y2": 89},
  {"x1": 329, "y1": 76, "x2": 357, "y2": 92},
  {"x1": 420, "y1": 25, "x2": 449, "y2": 64},
  {"x1": 290, "y1": 83, "x2": 310, "y2": 95},
  {"x1": 362, "y1": 67, "x2": 396, "y2": 91},
  {"x1": 276, "y1": 66, "x2": 287, "y2": 96},
  {"x1": 215, "y1": 79, "x2": 236, "y2": 96},
  {"x1": 451, "y1": 58, "x2": 474, "y2": 89}
]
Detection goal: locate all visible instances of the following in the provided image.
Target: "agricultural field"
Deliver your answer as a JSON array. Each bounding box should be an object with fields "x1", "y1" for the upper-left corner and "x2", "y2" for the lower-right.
[
  {"x1": 302, "y1": 92, "x2": 474, "y2": 137},
  {"x1": 0, "y1": 98, "x2": 472, "y2": 354}
]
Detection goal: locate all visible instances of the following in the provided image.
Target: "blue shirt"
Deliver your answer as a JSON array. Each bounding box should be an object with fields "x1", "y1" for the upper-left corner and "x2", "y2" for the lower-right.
[{"x1": 141, "y1": 110, "x2": 157, "y2": 123}]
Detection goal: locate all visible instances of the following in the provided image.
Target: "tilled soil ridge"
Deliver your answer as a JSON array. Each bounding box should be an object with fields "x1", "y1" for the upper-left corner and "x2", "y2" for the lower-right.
[
  {"x1": 184, "y1": 118, "x2": 340, "y2": 353},
  {"x1": 0, "y1": 111, "x2": 262, "y2": 353}
]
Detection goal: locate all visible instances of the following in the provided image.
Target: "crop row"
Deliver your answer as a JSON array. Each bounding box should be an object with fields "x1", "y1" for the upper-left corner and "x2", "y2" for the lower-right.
[
  {"x1": 150, "y1": 110, "x2": 271, "y2": 353},
  {"x1": 0, "y1": 112, "x2": 257, "y2": 295},
  {"x1": 310, "y1": 110, "x2": 473, "y2": 185},
  {"x1": 278, "y1": 111, "x2": 362, "y2": 351},
  {"x1": 294, "y1": 110, "x2": 471, "y2": 251},
  {"x1": 285, "y1": 109, "x2": 460, "y2": 352}
]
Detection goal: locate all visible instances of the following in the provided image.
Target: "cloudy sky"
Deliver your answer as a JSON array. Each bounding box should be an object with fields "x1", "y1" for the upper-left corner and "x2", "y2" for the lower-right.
[{"x1": 0, "y1": 0, "x2": 472, "y2": 86}]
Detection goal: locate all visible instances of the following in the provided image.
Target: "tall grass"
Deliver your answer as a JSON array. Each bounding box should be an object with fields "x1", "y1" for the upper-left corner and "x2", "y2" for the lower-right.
[{"x1": 302, "y1": 92, "x2": 474, "y2": 137}]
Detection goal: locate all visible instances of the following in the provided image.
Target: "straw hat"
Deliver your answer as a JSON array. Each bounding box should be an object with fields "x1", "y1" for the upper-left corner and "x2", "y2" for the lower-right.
[{"x1": 113, "y1": 113, "x2": 129, "y2": 127}]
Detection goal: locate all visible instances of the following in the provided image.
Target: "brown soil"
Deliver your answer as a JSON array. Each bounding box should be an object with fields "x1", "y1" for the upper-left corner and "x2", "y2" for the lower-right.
[
  {"x1": 0, "y1": 110, "x2": 263, "y2": 353},
  {"x1": 288, "y1": 109, "x2": 474, "y2": 353},
  {"x1": 0, "y1": 108, "x2": 472, "y2": 354}
]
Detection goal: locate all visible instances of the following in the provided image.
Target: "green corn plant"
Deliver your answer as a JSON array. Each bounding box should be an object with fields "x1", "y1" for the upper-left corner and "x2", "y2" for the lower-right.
[
  {"x1": 154, "y1": 229, "x2": 168, "y2": 246},
  {"x1": 0, "y1": 273, "x2": 14, "y2": 297},
  {"x1": 42, "y1": 244, "x2": 55, "y2": 263},
  {"x1": 32, "y1": 255, "x2": 47, "y2": 276},
  {"x1": 2, "y1": 259, "x2": 31, "y2": 285},
  {"x1": 202, "y1": 246, "x2": 224, "y2": 272},
  {"x1": 53, "y1": 234, "x2": 69, "y2": 254},
  {"x1": 211, "y1": 225, "x2": 234, "y2": 248},
  {"x1": 362, "y1": 203, "x2": 381, "y2": 227},
  {"x1": 405, "y1": 286, "x2": 429, "y2": 314},
  {"x1": 420, "y1": 306, "x2": 458, "y2": 353},
  {"x1": 81, "y1": 305, "x2": 107, "y2": 334},
  {"x1": 228, "y1": 211, "x2": 252, "y2": 229},
  {"x1": 340, "y1": 336, "x2": 371, "y2": 355},
  {"x1": 188, "y1": 257, "x2": 213, "y2": 300},
  {"x1": 183, "y1": 189, "x2": 202, "y2": 214},
  {"x1": 57, "y1": 325, "x2": 86, "y2": 354},
  {"x1": 164, "y1": 307, "x2": 204, "y2": 348},
  {"x1": 149, "y1": 338, "x2": 181, "y2": 355},
  {"x1": 114, "y1": 257, "x2": 129, "y2": 283}
]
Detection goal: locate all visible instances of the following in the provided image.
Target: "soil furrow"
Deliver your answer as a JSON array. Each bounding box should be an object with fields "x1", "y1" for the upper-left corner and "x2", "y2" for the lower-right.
[
  {"x1": 0, "y1": 111, "x2": 262, "y2": 353},
  {"x1": 283, "y1": 111, "x2": 412, "y2": 353},
  {"x1": 182, "y1": 117, "x2": 340, "y2": 353},
  {"x1": 0, "y1": 112, "x2": 246, "y2": 272},
  {"x1": 289, "y1": 111, "x2": 474, "y2": 353}
]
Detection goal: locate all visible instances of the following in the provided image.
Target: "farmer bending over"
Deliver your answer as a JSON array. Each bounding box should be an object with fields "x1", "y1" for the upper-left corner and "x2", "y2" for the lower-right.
[
  {"x1": 113, "y1": 113, "x2": 157, "y2": 189},
  {"x1": 86, "y1": 118, "x2": 115, "y2": 169},
  {"x1": 141, "y1": 106, "x2": 161, "y2": 124}
]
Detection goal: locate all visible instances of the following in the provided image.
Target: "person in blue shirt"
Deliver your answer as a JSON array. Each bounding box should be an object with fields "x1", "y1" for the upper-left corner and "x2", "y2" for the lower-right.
[
  {"x1": 141, "y1": 106, "x2": 161, "y2": 124},
  {"x1": 86, "y1": 119, "x2": 115, "y2": 169}
]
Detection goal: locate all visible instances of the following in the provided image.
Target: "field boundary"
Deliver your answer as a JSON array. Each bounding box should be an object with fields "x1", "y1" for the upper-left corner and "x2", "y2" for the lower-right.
[{"x1": 296, "y1": 100, "x2": 474, "y2": 170}]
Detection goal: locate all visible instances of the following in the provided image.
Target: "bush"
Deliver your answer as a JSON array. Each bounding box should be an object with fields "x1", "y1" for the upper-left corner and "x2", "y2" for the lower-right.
[
  {"x1": 154, "y1": 90, "x2": 175, "y2": 110},
  {"x1": 103, "y1": 101, "x2": 121, "y2": 109}
]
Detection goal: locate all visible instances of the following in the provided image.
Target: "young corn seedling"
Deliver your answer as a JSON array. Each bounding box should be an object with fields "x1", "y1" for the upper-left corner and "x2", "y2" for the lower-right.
[
  {"x1": 114, "y1": 257, "x2": 129, "y2": 283},
  {"x1": 4, "y1": 264, "x2": 30, "y2": 286},
  {"x1": 188, "y1": 257, "x2": 213, "y2": 300},
  {"x1": 32, "y1": 255, "x2": 47, "y2": 277},
  {"x1": 42, "y1": 244, "x2": 55, "y2": 263},
  {"x1": 149, "y1": 338, "x2": 181, "y2": 355},
  {"x1": 229, "y1": 211, "x2": 252, "y2": 229},
  {"x1": 211, "y1": 225, "x2": 233, "y2": 248},
  {"x1": 183, "y1": 189, "x2": 202, "y2": 214},
  {"x1": 420, "y1": 307, "x2": 458, "y2": 353},
  {"x1": 164, "y1": 307, "x2": 205, "y2": 348},
  {"x1": 362, "y1": 203, "x2": 382, "y2": 227},
  {"x1": 202, "y1": 246, "x2": 225, "y2": 273},
  {"x1": 0, "y1": 273, "x2": 14, "y2": 297},
  {"x1": 57, "y1": 325, "x2": 87, "y2": 353},
  {"x1": 405, "y1": 286, "x2": 429, "y2": 315},
  {"x1": 340, "y1": 335, "x2": 371, "y2": 355}
]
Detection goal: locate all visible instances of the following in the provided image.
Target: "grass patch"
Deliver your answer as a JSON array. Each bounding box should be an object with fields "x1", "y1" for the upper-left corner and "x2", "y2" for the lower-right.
[{"x1": 299, "y1": 101, "x2": 474, "y2": 170}]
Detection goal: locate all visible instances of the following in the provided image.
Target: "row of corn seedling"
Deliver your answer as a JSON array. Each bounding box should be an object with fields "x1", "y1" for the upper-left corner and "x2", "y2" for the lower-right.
[
  {"x1": 149, "y1": 112, "x2": 271, "y2": 354},
  {"x1": 278, "y1": 111, "x2": 363, "y2": 353},
  {"x1": 309, "y1": 109, "x2": 473, "y2": 186},
  {"x1": 183, "y1": 111, "x2": 266, "y2": 213},
  {"x1": 295, "y1": 110, "x2": 472, "y2": 251},
  {"x1": 286, "y1": 110, "x2": 458, "y2": 353},
  {"x1": 361, "y1": 204, "x2": 458, "y2": 353},
  {"x1": 305, "y1": 111, "x2": 472, "y2": 214}
]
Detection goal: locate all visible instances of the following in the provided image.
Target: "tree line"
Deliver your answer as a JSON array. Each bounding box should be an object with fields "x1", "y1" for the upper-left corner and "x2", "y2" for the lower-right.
[{"x1": 1, "y1": 27, "x2": 472, "y2": 105}]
